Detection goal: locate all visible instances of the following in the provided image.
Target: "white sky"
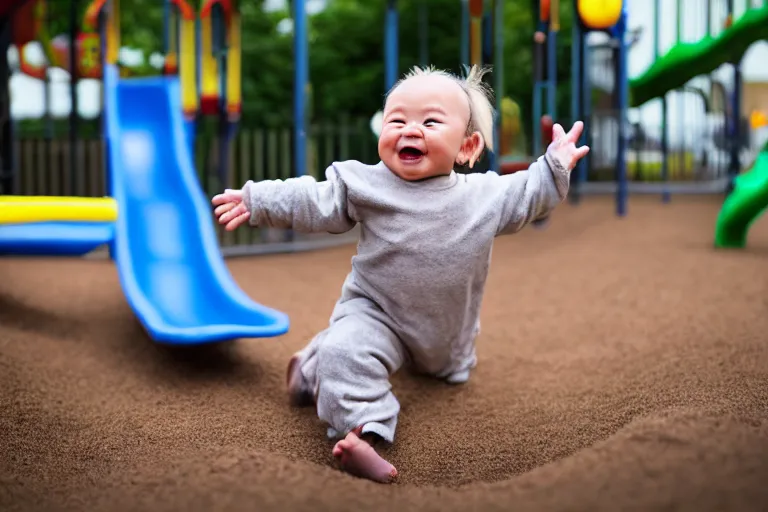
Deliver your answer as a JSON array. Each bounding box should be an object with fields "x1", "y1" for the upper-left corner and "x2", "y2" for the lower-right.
[{"x1": 7, "y1": 0, "x2": 768, "y2": 128}]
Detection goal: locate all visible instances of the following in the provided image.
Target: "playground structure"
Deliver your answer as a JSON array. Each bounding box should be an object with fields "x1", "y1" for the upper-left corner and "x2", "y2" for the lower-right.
[
  {"x1": 0, "y1": 0, "x2": 289, "y2": 344},
  {"x1": 369, "y1": 0, "x2": 506, "y2": 172},
  {"x1": 519, "y1": 0, "x2": 768, "y2": 247},
  {"x1": 375, "y1": 0, "x2": 768, "y2": 246},
  {"x1": 488, "y1": 0, "x2": 624, "y2": 176},
  {"x1": 1, "y1": 0, "x2": 767, "y2": 329},
  {"x1": 10, "y1": 0, "x2": 144, "y2": 80}
]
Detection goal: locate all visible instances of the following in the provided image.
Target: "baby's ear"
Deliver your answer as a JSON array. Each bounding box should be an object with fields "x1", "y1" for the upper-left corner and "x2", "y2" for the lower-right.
[{"x1": 458, "y1": 132, "x2": 485, "y2": 169}]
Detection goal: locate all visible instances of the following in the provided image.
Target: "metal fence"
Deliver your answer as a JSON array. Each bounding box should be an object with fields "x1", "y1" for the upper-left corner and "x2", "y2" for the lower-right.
[
  {"x1": 585, "y1": 109, "x2": 739, "y2": 182},
  {"x1": 12, "y1": 118, "x2": 377, "y2": 251},
  {"x1": 578, "y1": 35, "x2": 761, "y2": 195},
  {"x1": 13, "y1": 120, "x2": 378, "y2": 196},
  {"x1": 11, "y1": 107, "x2": 763, "y2": 251}
]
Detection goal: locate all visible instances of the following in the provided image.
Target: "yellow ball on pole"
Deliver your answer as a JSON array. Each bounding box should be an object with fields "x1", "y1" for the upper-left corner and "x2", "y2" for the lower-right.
[{"x1": 577, "y1": 0, "x2": 623, "y2": 30}]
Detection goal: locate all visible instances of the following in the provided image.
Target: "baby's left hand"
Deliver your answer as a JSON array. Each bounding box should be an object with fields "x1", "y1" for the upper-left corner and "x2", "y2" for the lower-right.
[{"x1": 547, "y1": 121, "x2": 590, "y2": 171}]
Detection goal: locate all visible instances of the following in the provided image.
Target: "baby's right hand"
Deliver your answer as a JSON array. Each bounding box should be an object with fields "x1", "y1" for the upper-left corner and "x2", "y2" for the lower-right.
[
  {"x1": 546, "y1": 121, "x2": 590, "y2": 171},
  {"x1": 212, "y1": 189, "x2": 250, "y2": 231}
]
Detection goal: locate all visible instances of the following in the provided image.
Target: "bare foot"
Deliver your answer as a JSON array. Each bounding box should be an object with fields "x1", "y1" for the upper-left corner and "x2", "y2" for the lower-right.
[
  {"x1": 286, "y1": 354, "x2": 314, "y2": 407},
  {"x1": 332, "y1": 431, "x2": 398, "y2": 484}
]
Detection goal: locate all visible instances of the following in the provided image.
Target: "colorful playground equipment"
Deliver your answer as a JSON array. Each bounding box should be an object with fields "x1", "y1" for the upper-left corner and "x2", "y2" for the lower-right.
[
  {"x1": 161, "y1": 0, "x2": 241, "y2": 187},
  {"x1": 565, "y1": 0, "x2": 768, "y2": 241},
  {"x1": 368, "y1": 0, "x2": 506, "y2": 173},
  {"x1": 11, "y1": 0, "x2": 151, "y2": 79},
  {"x1": 0, "y1": 195, "x2": 118, "y2": 255},
  {"x1": 0, "y1": 0, "x2": 289, "y2": 344},
  {"x1": 0, "y1": 195, "x2": 117, "y2": 225},
  {"x1": 713, "y1": 144, "x2": 768, "y2": 248},
  {"x1": 496, "y1": 0, "x2": 623, "y2": 177},
  {"x1": 569, "y1": 0, "x2": 628, "y2": 211}
]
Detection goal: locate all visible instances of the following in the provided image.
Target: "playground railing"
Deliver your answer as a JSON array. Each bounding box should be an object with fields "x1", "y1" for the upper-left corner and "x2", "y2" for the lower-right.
[
  {"x1": 583, "y1": 108, "x2": 758, "y2": 186},
  {"x1": 13, "y1": 116, "x2": 377, "y2": 251}
]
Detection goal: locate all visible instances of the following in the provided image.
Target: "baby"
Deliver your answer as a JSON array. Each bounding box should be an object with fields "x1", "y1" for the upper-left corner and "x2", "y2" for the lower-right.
[{"x1": 212, "y1": 65, "x2": 589, "y2": 484}]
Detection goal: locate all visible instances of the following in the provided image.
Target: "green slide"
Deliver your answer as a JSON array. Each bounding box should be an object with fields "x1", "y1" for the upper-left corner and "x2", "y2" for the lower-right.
[
  {"x1": 629, "y1": 5, "x2": 768, "y2": 107},
  {"x1": 714, "y1": 144, "x2": 768, "y2": 248}
]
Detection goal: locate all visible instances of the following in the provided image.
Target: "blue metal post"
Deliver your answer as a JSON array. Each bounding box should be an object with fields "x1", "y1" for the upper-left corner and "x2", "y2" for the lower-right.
[
  {"x1": 729, "y1": 61, "x2": 742, "y2": 190},
  {"x1": 615, "y1": 6, "x2": 629, "y2": 216},
  {"x1": 385, "y1": 0, "x2": 399, "y2": 91},
  {"x1": 547, "y1": 29, "x2": 557, "y2": 120},
  {"x1": 482, "y1": 9, "x2": 493, "y2": 65},
  {"x1": 581, "y1": 29, "x2": 591, "y2": 179},
  {"x1": 461, "y1": 0, "x2": 470, "y2": 66},
  {"x1": 570, "y1": 9, "x2": 583, "y2": 202},
  {"x1": 294, "y1": 0, "x2": 308, "y2": 176}
]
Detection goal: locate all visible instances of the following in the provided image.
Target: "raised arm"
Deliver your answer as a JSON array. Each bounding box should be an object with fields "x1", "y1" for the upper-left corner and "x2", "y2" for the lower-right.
[
  {"x1": 214, "y1": 165, "x2": 358, "y2": 234},
  {"x1": 494, "y1": 121, "x2": 589, "y2": 235}
]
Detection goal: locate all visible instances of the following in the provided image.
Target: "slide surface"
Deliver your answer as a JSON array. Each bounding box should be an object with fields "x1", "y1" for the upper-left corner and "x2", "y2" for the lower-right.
[
  {"x1": 103, "y1": 64, "x2": 289, "y2": 344},
  {"x1": 629, "y1": 5, "x2": 768, "y2": 107},
  {"x1": 714, "y1": 146, "x2": 768, "y2": 248}
]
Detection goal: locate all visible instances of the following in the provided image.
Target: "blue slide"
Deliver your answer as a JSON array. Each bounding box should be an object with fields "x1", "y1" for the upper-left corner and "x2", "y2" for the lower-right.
[{"x1": 103, "y1": 64, "x2": 289, "y2": 344}]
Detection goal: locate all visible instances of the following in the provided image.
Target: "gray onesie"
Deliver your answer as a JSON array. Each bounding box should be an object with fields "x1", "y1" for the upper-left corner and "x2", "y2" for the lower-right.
[{"x1": 241, "y1": 153, "x2": 570, "y2": 443}]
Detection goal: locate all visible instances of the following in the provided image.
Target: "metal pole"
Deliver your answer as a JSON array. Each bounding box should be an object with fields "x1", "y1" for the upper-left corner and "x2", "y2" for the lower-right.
[
  {"x1": 657, "y1": 0, "x2": 670, "y2": 202},
  {"x1": 547, "y1": 0, "x2": 559, "y2": 120},
  {"x1": 493, "y1": 0, "x2": 503, "y2": 173},
  {"x1": 615, "y1": 6, "x2": 628, "y2": 216},
  {"x1": 98, "y1": 2, "x2": 108, "y2": 195},
  {"x1": 69, "y1": 0, "x2": 79, "y2": 196},
  {"x1": 0, "y1": 15, "x2": 13, "y2": 195},
  {"x1": 581, "y1": 24, "x2": 591, "y2": 180},
  {"x1": 727, "y1": 0, "x2": 740, "y2": 193},
  {"x1": 43, "y1": 0, "x2": 52, "y2": 140},
  {"x1": 385, "y1": 0, "x2": 398, "y2": 91},
  {"x1": 163, "y1": 0, "x2": 170, "y2": 54},
  {"x1": 469, "y1": 0, "x2": 483, "y2": 66},
  {"x1": 460, "y1": 0, "x2": 469, "y2": 67},
  {"x1": 418, "y1": 0, "x2": 428, "y2": 67},
  {"x1": 215, "y1": 6, "x2": 229, "y2": 188},
  {"x1": 570, "y1": 1, "x2": 583, "y2": 203},
  {"x1": 532, "y1": 0, "x2": 546, "y2": 157},
  {"x1": 293, "y1": 0, "x2": 307, "y2": 176}
]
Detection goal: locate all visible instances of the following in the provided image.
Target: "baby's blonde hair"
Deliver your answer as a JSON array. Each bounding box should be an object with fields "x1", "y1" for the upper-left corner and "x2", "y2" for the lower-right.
[{"x1": 386, "y1": 64, "x2": 496, "y2": 152}]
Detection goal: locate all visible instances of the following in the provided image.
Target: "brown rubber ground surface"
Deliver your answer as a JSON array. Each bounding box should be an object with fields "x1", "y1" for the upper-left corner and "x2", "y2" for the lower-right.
[{"x1": 2, "y1": 195, "x2": 768, "y2": 511}]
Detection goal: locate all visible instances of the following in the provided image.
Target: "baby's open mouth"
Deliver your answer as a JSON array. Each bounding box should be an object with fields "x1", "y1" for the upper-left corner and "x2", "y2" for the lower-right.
[{"x1": 398, "y1": 147, "x2": 425, "y2": 161}]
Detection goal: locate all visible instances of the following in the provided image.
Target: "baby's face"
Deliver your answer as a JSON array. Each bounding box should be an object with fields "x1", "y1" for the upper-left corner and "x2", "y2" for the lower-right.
[{"x1": 378, "y1": 75, "x2": 475, "y2": 181}]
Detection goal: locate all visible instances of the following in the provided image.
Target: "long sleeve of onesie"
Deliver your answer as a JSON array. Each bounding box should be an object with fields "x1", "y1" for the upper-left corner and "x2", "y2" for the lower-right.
[
  {"x1": 240, "y1": 165, "x2": 358, "y2": 234},
  {"x1": 488, "y1": 151, "x2": 571, "y2": 236}
]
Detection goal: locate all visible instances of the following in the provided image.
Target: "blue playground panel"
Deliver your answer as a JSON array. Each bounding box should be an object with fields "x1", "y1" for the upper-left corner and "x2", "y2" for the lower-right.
[{"x1": 0, "y1": 221, "x2": 114, "y2": 256}]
